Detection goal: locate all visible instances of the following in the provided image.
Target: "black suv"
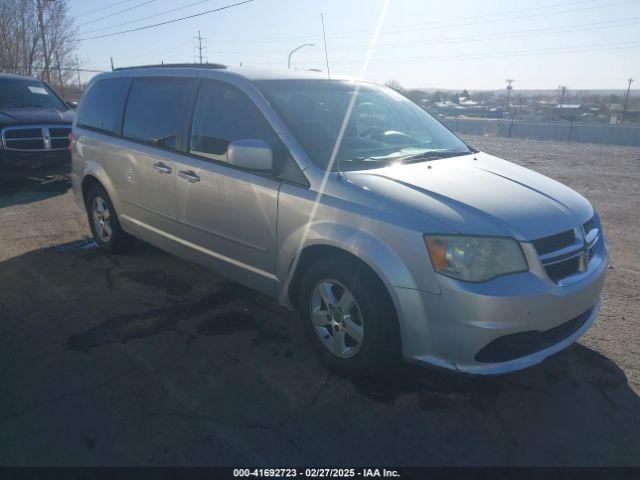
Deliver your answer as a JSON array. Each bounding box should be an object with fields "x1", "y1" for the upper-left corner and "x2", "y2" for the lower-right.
[{"x1": 0, "y1": 73, "x2": 74, "y2": 169}]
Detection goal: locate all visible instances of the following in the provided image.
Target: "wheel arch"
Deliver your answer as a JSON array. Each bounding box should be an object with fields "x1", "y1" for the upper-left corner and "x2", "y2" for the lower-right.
[
  {"x1": 79, "y1": 161, "x2": 121, "y2": 214},
  {"x1": 277, "y1": 222, "x2": 422, "y2": 306},
  {"x1": 287, "y1": 244, "x2": 397, "y2": 310}
]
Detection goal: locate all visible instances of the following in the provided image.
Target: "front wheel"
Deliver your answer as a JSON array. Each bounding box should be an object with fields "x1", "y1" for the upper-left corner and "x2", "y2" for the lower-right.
[
  {"x1": 298, "y1": 257, "x2": 401, "y2": 378},
  {"x1": 86, "y1": 184, "x2": 134, "y2": 253}
]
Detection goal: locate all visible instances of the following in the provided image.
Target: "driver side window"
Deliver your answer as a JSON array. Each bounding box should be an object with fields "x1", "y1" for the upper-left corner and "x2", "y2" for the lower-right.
[{"x1": 190, "y1": 81, "x2": 278, "y2": 164}]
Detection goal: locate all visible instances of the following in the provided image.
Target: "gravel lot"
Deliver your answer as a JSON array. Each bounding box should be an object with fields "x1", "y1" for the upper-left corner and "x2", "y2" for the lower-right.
[{"x1": 0, "y1": 135, "x2": 638, "y2": 466}]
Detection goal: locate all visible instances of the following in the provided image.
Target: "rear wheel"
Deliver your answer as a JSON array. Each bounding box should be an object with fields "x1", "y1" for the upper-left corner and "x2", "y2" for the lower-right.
[
  {"x1": 299, "y1": 256, "x2": 400, "y2": 378},
  {"x1": 86, "y1": 184, "x2": 133, "y2": 253}
]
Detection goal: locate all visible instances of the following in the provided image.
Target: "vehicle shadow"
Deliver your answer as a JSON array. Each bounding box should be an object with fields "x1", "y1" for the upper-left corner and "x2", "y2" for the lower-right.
[
  {"x1": 1, "y1": 239, "x2": 639, "y2": 465},
  {"x1": 0, "y1": 166, "x2": 71, "y2": 208}
]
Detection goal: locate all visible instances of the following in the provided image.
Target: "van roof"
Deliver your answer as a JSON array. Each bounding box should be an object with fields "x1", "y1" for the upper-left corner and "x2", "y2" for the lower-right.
[{"x1": 102, "y1": 63, "x2": 361, "y2": 83}]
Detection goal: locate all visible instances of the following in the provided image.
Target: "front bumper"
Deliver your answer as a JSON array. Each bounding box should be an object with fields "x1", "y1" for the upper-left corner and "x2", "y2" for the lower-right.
[
  {"x1": 391, "y1": 237, "x2": 609, "y2": 375},
  {"x1": 0, "y1": 149, "x2": 70, "y2": 169}
]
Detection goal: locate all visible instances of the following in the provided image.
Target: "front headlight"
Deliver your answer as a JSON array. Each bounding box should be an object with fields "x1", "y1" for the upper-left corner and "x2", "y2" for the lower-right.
[{"x1": 424, "y1": 235, "x2": 528, "y2": 282}]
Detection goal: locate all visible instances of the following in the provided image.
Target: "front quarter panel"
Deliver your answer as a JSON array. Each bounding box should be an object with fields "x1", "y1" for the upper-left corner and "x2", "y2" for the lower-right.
[{"x1": 276, "y1": 180, "x2": 442, "y2": 305}]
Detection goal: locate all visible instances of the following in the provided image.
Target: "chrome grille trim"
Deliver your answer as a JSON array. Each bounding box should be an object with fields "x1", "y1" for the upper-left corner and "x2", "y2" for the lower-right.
[
  {"x1": 533, "y1": 214, "x2": 600, "y2": 284},
  {"x1": 1, "y1": 125, "x2": 71, "y2": 152}
]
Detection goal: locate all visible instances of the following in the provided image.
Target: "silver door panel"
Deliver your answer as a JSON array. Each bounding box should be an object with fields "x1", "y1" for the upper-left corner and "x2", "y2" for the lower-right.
[{"x1": 174, "y1": 155, "x2": 280, "y2": 295}]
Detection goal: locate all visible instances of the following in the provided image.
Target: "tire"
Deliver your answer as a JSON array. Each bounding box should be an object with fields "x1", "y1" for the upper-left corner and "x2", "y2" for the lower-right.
[
  {"x1": 298, "y1": 256, "x2": 401, "y2": 378},
  {"x1": 86, "y1": 184, "x2": 134, "y2": 253}
]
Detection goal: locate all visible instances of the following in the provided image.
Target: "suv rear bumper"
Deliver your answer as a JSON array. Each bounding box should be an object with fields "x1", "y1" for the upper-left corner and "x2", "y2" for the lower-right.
[{"x1": 391, "y1": 239, "x2": 609, "y2": 375}]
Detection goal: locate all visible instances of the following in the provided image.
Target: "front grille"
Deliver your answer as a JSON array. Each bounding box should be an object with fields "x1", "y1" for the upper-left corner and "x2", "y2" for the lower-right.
[
  {"x1": 532, "y1": 214, "x2": 600, "y2": 284},
  {"x1": 532, "y1": 229, "x2": 576, "y2": 255},
  {"x1": 583, "y1": 218, "x2": 595, "y2": 235},
  {"x1": 49, "y1": 127, "x2": 70, "y2": 138},
  {"x1": 3, "y1": 128, "x2": 42, "y2": 139},
  {"x1": 475, "y1": 307, "x2": 594, "y2": 363},
  {"x1": 545, "y1": 256, "x2": 581, "y2": 282},
  {"x1": 7, "y1": 138, "x2": 45, "y2": 150},
  {"x1": 1, "y1": 125, "x2": 70, "y2": 152}
]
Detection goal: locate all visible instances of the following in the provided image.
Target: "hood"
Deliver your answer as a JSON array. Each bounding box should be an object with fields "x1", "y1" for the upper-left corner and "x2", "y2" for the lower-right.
[
  {"x1": 344, "y1": 152, "x2": 593, "y2": 240},
  {"x1": 0, "y1": 107, "x2": 73, "y2": 128}
]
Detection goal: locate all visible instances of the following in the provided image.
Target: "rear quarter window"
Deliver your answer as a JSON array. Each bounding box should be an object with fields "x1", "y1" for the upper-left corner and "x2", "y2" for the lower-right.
[{"x1": 77, "y1": 77, "x2": 130, "y2": 135}]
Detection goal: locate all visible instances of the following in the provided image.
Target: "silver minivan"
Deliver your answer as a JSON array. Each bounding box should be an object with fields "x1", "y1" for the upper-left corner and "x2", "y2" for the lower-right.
[{"x1": 71, "y1": 64, "x2": 608, "y2": 377}]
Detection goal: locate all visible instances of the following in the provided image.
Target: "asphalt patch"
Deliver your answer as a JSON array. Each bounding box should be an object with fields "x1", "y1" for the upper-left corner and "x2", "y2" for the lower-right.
[
  {"x1": 66, "y1": 283, "x2": 250, "y2": 352},
  {"x1": 194, "y1": 311, "x2": 291, "y2": 347},
  {"x1": 118, "y1": 269, "x2": 193, "y2": 296}
]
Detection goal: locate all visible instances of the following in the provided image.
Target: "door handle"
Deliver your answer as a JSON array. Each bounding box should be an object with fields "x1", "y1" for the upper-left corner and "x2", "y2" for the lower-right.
[
  {"x1": 152, "y1": 162, "x2": 172, "y2": 174},
  {"x1": 178, "y1": 170, "x2": 200, "y2": 183}
]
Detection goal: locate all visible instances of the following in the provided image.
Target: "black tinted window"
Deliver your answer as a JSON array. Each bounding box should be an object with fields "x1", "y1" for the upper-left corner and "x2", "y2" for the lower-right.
[
  {"x1": 0, "y1": 78, "x2": 67, "y2": 110},
  {"x1": 123, "y1": 78, "x2": 191, "y2": 149},
  {"x1": 190, "y1": 81, "x2": 277, "y2": 162},
  {"x1": 77, "y1": 78, "x2": 129, "y2": 134}
]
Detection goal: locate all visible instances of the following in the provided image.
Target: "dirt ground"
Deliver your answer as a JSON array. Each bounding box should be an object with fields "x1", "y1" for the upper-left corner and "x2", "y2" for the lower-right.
[{"x1": 0, "y1": 135, "x2": 638, "y2": 466}]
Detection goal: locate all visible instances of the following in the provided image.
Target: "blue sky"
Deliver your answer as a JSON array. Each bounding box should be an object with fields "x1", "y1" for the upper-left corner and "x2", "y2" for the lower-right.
[{"x1": 70, "y1": 0, "x2": 640, "y2": 90}]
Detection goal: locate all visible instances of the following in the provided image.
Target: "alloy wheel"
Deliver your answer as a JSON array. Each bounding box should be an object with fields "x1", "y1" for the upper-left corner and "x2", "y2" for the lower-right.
[
  {"x1": 92, "y1": 196, "x2": 112, "y2": 243},
  {"x1": 310, "y1": 279, "x2": 365, "y2": 358}
]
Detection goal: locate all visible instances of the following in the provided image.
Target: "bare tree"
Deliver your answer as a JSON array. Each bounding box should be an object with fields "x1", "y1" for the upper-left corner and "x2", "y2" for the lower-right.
[
  {"x1": 385, "y1": 79, "x2": 405, "y2": 94},
  {"x1": 0, "y1": 0, "x2": 78, "y2": 88}
]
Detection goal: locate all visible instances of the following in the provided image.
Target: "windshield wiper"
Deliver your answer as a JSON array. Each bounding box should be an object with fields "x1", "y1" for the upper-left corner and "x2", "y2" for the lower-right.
[{"x1": 399, "y1": 150, "x2": 470, "y2": 163}]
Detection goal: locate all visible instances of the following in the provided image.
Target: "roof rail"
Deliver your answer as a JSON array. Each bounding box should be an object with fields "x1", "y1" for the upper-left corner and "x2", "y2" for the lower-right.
[{"x1": 114, "y1": 63, "x2": 227, "y2": 71}]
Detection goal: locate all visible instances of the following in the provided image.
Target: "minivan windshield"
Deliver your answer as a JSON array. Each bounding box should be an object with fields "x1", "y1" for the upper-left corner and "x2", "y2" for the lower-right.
[
  {"x1": 0, "y1": 78, "x2": 67, "y2": 110},
  {"x1": 255, "y1": 79, "x2": 471, "y2": 171}
]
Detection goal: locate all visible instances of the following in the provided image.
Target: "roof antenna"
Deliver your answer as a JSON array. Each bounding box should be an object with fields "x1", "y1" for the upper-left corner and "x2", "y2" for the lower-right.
[{"x1": 321, "y1": 12, "x2": 330, "y2": 79}]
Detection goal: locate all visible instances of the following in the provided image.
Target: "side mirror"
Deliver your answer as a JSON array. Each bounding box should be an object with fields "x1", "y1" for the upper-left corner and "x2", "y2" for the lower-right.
[
  {"x1": 227, "y1": 139, "x2": 273, "y2": 171},
  {"x1": 66, "y1": 100, "x2": 78, "y2": 110}
]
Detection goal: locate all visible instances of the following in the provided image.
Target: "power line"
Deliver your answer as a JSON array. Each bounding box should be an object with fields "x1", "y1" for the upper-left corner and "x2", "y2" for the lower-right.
[
  {"x1": 203, "y1": 16, "x2": 640, "y2": 56},
  {"x1": 79, "y1": 0, "x2": 256, "y2": 41},
  {"x1": 80, "y1": 0, "x2": 214, "y2": 35},
  {"x1": 246, "y1": 40, "x2": 640, "y2": 67},
  {"x1": 320, "y1": 16, "x2": 640, "y2": 52},
  {"x1": 78, "y1": 0, "x2": 157, "y2": 28},
  {"x1": 76, "y1": 0, "x2": 138, "y2": 19},
  {"x1": 333, "y1": 0, "x2": 636, "y2": 40},
  {"x1": 329, "y1": 40, "x2": 640, "y2": 65},
  {"x1": 223, "y1": 0, "x2": 637, "y2": 45}
]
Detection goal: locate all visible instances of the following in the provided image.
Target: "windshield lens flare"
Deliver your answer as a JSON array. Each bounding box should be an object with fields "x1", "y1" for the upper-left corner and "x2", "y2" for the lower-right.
[{"x1": 255, "y1": 79, "x2": 471, "y2": 171}]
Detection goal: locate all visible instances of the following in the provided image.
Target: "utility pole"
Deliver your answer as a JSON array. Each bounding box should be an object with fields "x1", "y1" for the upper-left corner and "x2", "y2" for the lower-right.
[
  {"x1": 55, "y1": 50, "x2": 65, "y2": 99},
  {"x1": 622, "y1": 77, "x2": 634, "y2": 124},
  {"x1": 194, "y1": 31, "x2": 207, "y2": 64},
  {"x1": 36, "y1": 0, "x2": 51, "y2": 83},
  {"x1": 75, "y1": 55, "x2": 82, "y2": 92},
  {"x1": 110, "y1": 57, "x2": 114, "y2": 71},
  {"x1": 505, "y1": 79, "x2": 514, "y2": 112},
  {"x1": 558, "y1": 85, "x2": 567, "y2": 108},
  {"x1": 321, "y1": 13, "x2": 330, "y2": 79}
]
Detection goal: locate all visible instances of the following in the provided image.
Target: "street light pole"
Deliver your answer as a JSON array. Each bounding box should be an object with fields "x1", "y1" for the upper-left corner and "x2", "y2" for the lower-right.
[{"x1": 288, "y1": 43, "x2": 315, "y2": 69}]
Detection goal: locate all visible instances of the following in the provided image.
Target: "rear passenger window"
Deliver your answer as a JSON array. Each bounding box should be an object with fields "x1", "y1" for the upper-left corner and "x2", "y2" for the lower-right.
[
  {"x1": 123, "y1": 78, "x2": 191, "y2": 150},
  {"x1": 190, "y1": 81, "x2": 277, "y2": 163},
  {"x1": 77, "y1": 78, "x2": 129, "y2": 134}
]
